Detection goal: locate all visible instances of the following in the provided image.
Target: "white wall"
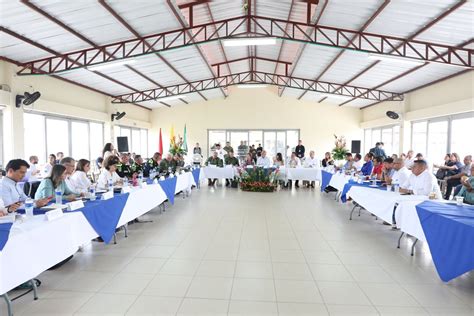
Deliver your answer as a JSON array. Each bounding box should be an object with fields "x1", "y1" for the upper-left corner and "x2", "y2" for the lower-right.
[
  {"x1": 150, "y1": 86, "x2": 363, "y2": 158},
  {"x1": 361, "y1": 70, "x2": 474, "y2": 154},
  {"x1": 0, "y1": 60, "x2": 152, "y2": 162}
]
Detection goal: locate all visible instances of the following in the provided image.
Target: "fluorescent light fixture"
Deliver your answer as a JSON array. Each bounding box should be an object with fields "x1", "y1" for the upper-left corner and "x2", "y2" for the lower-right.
[
  {"x1": 223, "y1": 37, "x2": 277, "y2": 47},
  {"x1": 237, "y1": 84, "x2": 268, "y2": 88},
  {"x1": 87, "y1": 59, "x2": 136, "y2": 71},
  {"x1": 368, "y1": 53, "x2": 425, "y2": 65},
  {"x1": 157, "y1": 95, "x2": 186, "y2": 102}
]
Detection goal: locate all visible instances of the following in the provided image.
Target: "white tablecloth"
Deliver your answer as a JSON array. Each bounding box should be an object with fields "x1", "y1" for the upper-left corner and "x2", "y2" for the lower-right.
[
  {"x1": 201, "y1": 166, "x2": 235, "y2": 179},
  {"x1": 281, "y1": 167, "x2": 322, "y2": 182},
  {"x1": 0, "y1": 172, "x2": 195, "y2": 295},
  {"x1": 394, "y1": 197, "x2": 431, "y2": 242},
  {"x1": 328, "y1": 172, "x2": 351, "y2": 191}
]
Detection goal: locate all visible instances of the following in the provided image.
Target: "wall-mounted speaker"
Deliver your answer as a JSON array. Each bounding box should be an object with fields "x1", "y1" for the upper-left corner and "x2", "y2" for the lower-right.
[
  {"x1": 351, "y1": 140, "x2": 361, "y2": 154},
  {"x1": 117, "y1": 136, "x2": 129, "y2": 153}
]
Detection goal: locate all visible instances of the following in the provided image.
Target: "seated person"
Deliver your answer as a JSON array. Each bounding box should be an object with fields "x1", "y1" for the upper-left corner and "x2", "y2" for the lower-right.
[
  {"x1": 273, "y1": 153, "x2": 284, "y2": 167},
  {"x1": 35, "y1": 165, "x2": 81, "y2": 201},
  {"x1": 358, "y1": 153, "x2": 373, "y2": 177},
  {"x1": 131, "y1": 155, "x2": 144, "y2": 174},
  {"x1": 336, "y1": 153, "x2": 353, "y2": 172},
  {"x1": 28, "y1": 155, "x2": 41, "y2": 181},
  {"x1": 70, "y1": 159, "x2": 92, "y2": 193},
  {"x1": 389, "y1": 158, "x2": 411, "y2": 187},
  {"x1": 160, "y1": 153, "x2": 177, "y2": 174},
  {"x1": 256, "y1": 150, "x2": 271, "y2": 168},
  {"x1": 60, "y1": 157, "x2": 77, "y2": 193},
  {"x1": 243, "y1": 153, "x2": 254, "y2": 167},
  {"x1": 288, "y1": 152, "x2": 301, "y2": 188},
  {"x1": 443, "y1": 155, "x2": 471, "y2": 200},
  {"x1": 116, "y1": 153, "x2": 134, "y2": 179},
  {"x1": 321, "y1": 152, "x2": 334, "y2": 167},
  {"x1": 43, "y1": 153, "x2": 56, "y2": 177},
  {"x1": 304, "y1": 150, "x2": 319, "y2": 168},
  {"x1": 205, "y1": 151, "x2": 223, "y2": 186},
  {"x1": 174, "y1": 153, "x2": 185, "y2": 169},
  {"x1": 97, "y1": 156, "x2": 123, "y2": 190},
  {"x1": 0, "y1": 159, "x2": 50, "y2": 210},
  {"x1": 371, "y1": 156, "x2": 384, "y2": 180},
  {"x1": 224, "y1": 151, "x2": 239, "y2": 187},
  {"x1": 381, "y1": 157, "x2": 395, "y2": 183},
  {"x1": 456, "y1": 164, "x2": 474, "y2": 205},
  {"x1": 144, "y1": 152, "x2": 162, "y2": 177},
  {"x1": 400, "y1": 160, "x2": 442, "y2": 199},
  {"x1": 351, "y1": 154, "x2": 363, "y2": 172}
]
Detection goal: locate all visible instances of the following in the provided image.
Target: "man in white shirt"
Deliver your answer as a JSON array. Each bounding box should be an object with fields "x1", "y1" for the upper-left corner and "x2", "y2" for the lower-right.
[
  {"x1": 304, "y1": 151, "x2": 320, "y2": 168},
  {"x1": 214, "y1": 143, "x2": 227, "y2": 161},
  {"x1": 351, "y1": 153, "x2": 363, "y2": 172},
  {"x1": 256, "y1": 150, "x2": 271, "y2": 168},
  {"x1": 389, "y1": 158, "x2": 411, "y2": 188},
  {"x1": 404, "y1": 150, "x2": 415, "y2": 169},
  {"x1": 60, "y1": 157, "x2": 78, "y2": 193},
  {"x1": 28, "y1": 156, "x2": 41, "y2": 181},
  {"x1": 400, "y1": 160, "x2": 442, "y2": 199}
]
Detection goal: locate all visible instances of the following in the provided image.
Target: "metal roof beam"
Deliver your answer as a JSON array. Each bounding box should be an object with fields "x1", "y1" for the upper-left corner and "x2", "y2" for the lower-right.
[
  {"x1": 337, "y1": 0, "x2": 467, "y2": 106},
  {"x1": 16, "y1": 14, "x2": 474, "y2": 75},
  {"x1": 297, "y1": 0, "x2": 390, "y2": 101},
  {"x1": 111, "y1": 71, "x2": 403, "y2": 104},
  {"x1": 166, "y1": 0, "x2": 227, "y2": 98}
]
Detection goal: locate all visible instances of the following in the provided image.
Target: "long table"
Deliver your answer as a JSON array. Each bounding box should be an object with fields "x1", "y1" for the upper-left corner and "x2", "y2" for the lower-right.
[{"x1": 0, "y1": 172, "x2": 195, "y2": 296}]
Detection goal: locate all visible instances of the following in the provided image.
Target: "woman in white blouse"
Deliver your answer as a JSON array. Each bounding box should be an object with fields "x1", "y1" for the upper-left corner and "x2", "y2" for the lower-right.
[
  {"x1": 70, "y1": 159, "x2": 92, "y2": 193},
  {"x1": 102, "y1": 143, "x2": 118, "y2": 162},
  {"x1": 97, "y1": 156, "x2": 122, "y2": 190}
]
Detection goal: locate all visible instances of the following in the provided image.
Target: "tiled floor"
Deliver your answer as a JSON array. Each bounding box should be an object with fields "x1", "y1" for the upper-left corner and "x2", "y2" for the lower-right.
[{"x1": 2, "y1": 185, "x2": 473, "y2": 315}]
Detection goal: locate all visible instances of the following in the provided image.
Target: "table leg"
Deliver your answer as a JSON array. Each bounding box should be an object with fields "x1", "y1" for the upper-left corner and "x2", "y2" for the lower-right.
[
  {"x1": 113, "y1": 233, "x2": 117, "y2": 245},
  {"x1": 349, "y1": 204, "x2": 358, "y2": 220},
  {"x1": 30, "y1": 279, "x2": 38, "y2": 300},
  {"x1": 123, "y1": 224, "x2": 128, "y2": 238},
  {"x1": 411, "y1": 239, "x2": 418, "y2": 256},
  {"x1": 397, "y1": 232, "x2": 404, "y2": 248},
  {"x1": 2, "y1": 293, "x2": 13, "y2": 316}
]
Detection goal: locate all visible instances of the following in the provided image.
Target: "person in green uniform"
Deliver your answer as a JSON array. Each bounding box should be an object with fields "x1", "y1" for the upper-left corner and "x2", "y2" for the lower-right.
[
  {"x1": 144, "y1": 152, "x2": 161, "y2": 177},
  {"x1": 224, "y1": 151, "x2": 239, "y2": 187},
  {"x1": 223, "y1": 142, "x2": 233, "y2": 158},
  {"x1": 205, "y1": 151, "x2": 223, "y2": 186},
  {"x1": 131, "y1": 154, "x2": 144, "y2": 174},
  {"x1": 116, "y1": 153, "x2": 134, "y2": 179},
  {"x1": 174, "y1": 153, "x2": 185, "y2": 170},
  {"x1": 160, "y1": 153, "x2": 176, "y2": 174}
]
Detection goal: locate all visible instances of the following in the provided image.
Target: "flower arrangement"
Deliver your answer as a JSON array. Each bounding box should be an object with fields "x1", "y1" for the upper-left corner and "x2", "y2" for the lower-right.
[
  {"x1": 238, "y1": 167, "x2": 278, "y2": 192},
  {"x1": 169, "y1": 134, "x2": 186, "y2": 155},
  {"x1": 331, "y1": 134, "x2": 349, "y2": 161}
]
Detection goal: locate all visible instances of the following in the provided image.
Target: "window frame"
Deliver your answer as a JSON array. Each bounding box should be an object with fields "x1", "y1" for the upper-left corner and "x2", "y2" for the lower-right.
[{"x1": 115, "y1": 125, "x2": 148, "y2": 158}]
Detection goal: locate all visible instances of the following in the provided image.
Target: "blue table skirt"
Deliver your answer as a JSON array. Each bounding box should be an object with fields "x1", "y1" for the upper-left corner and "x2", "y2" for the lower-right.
[
  {"x1": 340, "y1": 180, "x2": 386, "y2": 202},
  {"x1": 0, "y1": 222, "x2": 14, "y2": 251},
  {"x1": 159, "y1": 177, "x2": 178, "y2": 205},
  {"x1": 416, "y1": 200, "x2": 474, "y2": 282},
  {"x1": 321, "y1": 171, "x2": 333, "y2": 192}
]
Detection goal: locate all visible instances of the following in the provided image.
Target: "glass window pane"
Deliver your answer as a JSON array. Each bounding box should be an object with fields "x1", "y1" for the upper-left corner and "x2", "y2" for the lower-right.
[
  {"x1": 412, "y1": 121, "x2": 427, "y2": 155},
  {"x1": 140, "y1": 129, "x2": 148, "y2": 158},
  {"x1": 371, "y1": 129, "x2": 381, "y2": 147},
  {"x1": 381, "y1": 128, "x2": 393, "y2": 155},
  {"x1": 90, "y1": 122, "x2": 103, "y2": 161},
  {"x1": 451, "y1": 117, "x2": 474, "y2": 160},
  {"x1": 393, "y1": 126, "x2": 400, "y2": 155},
  {"x1": 71, "y1": 121, "x2": 89, "y2": 160},
  {"x1": 249, "y1": 131, "x2": 263, "y2": 148},
  {"x1": 264, "y1": 131, "x2": 276, "y2": 159},
  {"x1": 230, "y1": 132, "x2": 248, "y2": 155},
  {"x1": 286, "y1": 130, "x2": 298, "y2": 159},
  {"x1": 364, "y1": 129, "x2": 371, "y2": 154},
  {"x1": 276, "y1": 131, "x2": 286, "y2": 159},
  {"x1": 131, "y1": 129, "x2": 140, "y2": 154},
  {"x1": 208, "y1": 131, "x2": 226, "y2": 155},
  {"x1": 427, "y1": 121, "x2": 448, "y2": 164},
  {"x1": 24, "y1": 113, "x2": 46, "y2": 164},
  {"x1": 46, "y1": 118, "x2": 69, "y2": 157}
]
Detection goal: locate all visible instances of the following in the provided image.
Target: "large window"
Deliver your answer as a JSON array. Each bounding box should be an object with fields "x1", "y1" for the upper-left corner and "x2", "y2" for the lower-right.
[
  {"x1": 208, "y1": 129, "x2": 300, "y2": 159},
  {"x1": 114, "y1": 125, "x2": 148, "y2": 158},
  {"x1": 364, "y1": 125, "x2": 400, "y2": 155},
  {"x1": 411, "y1": 112, "x2": 474, "y2": 163},
  {"x1": 24, "y1": 112, "x2": 104, "y2": 164}
]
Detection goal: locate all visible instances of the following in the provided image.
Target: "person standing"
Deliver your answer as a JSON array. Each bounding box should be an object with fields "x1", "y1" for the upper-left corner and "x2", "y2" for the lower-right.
[
  {"x1": 193, "y1": 143, "x2": 202, "y2": 155},
  {"x1": 295, "y1": 140, "x2": 305, "y2": 159},
  {"x1": 223, "y1": 142, "x2": 233, "y2": 157}
]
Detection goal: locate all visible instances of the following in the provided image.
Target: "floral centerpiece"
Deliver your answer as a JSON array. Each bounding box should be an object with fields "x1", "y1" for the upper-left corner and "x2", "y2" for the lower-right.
[
  {"x1": 169, "y1": 134, "x2": 187, "y2": 155},
  {"x1": 331, "y1": 134, "x2": 349, "y2": 163},
  {"x1": 238, "y1": 166, "x2": 279, "y2": 192}
]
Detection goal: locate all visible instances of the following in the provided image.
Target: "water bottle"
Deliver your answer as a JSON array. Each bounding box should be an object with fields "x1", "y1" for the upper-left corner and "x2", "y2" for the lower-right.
[
  {"x1": 108, "y1": 178, "x2": 114, "y2": 192},
  {"x1": 124, "y1": 177, "x2": 129, "y2": 187},
  {"x1": 89, "y1": 186, "x2": 96, "y2": 201},
  {"x1": 138, "y1": 172, "x2": 143, "y2": 183},
  {"x1": 55, "y1": 188, "x2": 62, "y2": 205},
  {"x1": 25, "y1": 198, "x2": 34, "y2": 217},
  {"x1": 168, "y1": 167, "x2": 172, "y2": 174}
]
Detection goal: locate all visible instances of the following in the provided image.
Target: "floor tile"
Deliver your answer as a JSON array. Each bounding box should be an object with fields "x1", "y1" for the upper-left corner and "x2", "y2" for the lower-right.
[
  {"x1": 177, "y1": 298, "x2": 228, "y2": 315},
  {"x1": 274, "y1": 279, "x2": 323, "y2": 303},
  {"x1": 186, "y1": 276, "x2": 233, "y2": 300},
  {"x1": 126, "y1": 296, "x2": 182, "y2": 315},
  {"x1": 228, "y1": 301, "x2": 278, "y2": 315},
  {"x1": 231, "y1": 278, "x2": 276, "y2": 302},
  {"x1": 143, "y1": 275, "x2": 193, "y2": 297},
  {"x1": 235, "y1": 261, "x2": 273, "y2": 279},
  {"x1": 317, "y1": 281, "x2": 372, "y2": 305}
]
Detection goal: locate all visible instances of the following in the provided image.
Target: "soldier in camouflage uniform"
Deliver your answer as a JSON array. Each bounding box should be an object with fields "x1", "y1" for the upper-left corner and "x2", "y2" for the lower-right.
[
  {"x1": 224, "y1": 151, "x2": 239, "y2": 186},
  {"x1": 205, "y1": 151, "x2": 223, "y2": 186},
  {"x1": 116, "y1": 153, "x2": 135, "y2": 179},
  {"x1": 144, "y1": 152, "x2": 161, "y2": 177},
  {"x1": 160, "y1": 153, "x2": 177, "y2": 174},
  {"x1": 131, "y1": 154, "x2": 144, "y2": 175}
]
